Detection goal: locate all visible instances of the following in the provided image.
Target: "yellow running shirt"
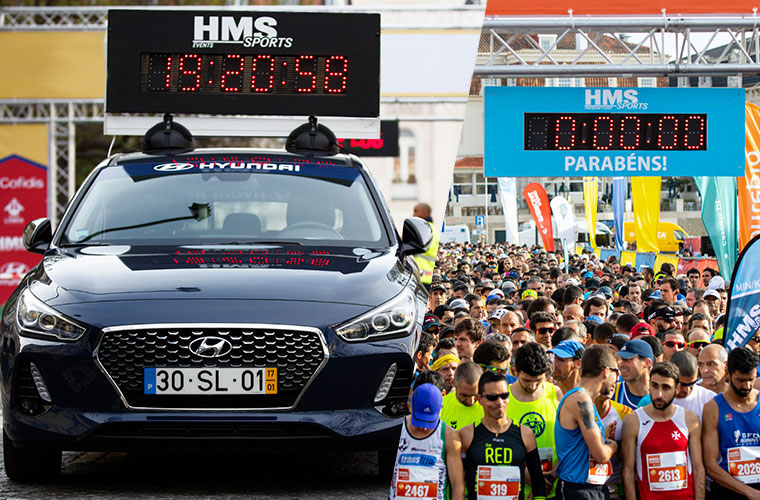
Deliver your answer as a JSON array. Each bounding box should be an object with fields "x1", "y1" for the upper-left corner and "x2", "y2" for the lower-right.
[
  {"x1": 507, "y1": 380, "x2": 560, "y2": 498},
  {"x1": 439, "y1": 390, "x2": 483, "y2": 430}
]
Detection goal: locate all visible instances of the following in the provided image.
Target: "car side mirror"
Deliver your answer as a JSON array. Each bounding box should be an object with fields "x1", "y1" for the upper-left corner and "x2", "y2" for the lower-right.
[
  {"x1": 23, "y1": 218, "x2": 52, "y2": 254},
  {"x1": 401, "y1": 217, "x2": 433, "y2": 256}
]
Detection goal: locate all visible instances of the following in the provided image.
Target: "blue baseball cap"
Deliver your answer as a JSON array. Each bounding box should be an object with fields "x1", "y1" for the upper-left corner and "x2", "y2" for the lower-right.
[
  {"x1": 599, "y1": 286, "x2": 614, "y2": 298},
  {"x1": 422, "y1": 315, "x2": 439, "y2": 331},
  {"x1": 410, "y1": 383, "x2": 443, "y2": 429},
  {"x1": 617, "y1": 339, "x2": 654, "y2": 363},
  {"x1": 585, "y1": 315, "x2": 604, "y2": 325},
  {"x1": 549, "y1": 340, "x2": 585, "y2": 360}
]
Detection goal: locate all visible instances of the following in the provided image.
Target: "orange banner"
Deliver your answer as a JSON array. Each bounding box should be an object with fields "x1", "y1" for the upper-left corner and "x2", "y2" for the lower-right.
[
  {"x1": 522, "y1": 183, "x2": 555, "y2": 251},
  {"x1": 486, "y1": 0, "x2": 760, "y2": 15},
  {"x1": 677, "y1": 257, "x2": 719, "y2": 275},
  {"x1": 741, "y1": 103, "x2": 760, "y2": 251}
]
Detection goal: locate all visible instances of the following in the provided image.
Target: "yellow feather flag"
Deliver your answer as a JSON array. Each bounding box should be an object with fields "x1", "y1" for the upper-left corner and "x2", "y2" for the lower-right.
[
  {"x1": 631, "y1": 177, "x2": 661, "y2": 253},
  {"x1": 583, "y1": 177, "x2": 598, "y2": 250}
]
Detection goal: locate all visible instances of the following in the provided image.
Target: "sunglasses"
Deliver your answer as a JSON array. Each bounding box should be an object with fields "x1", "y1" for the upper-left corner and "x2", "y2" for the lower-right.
[
  {"x1": 480, "y1": 392, "x2": 509, "y2": 401},
  {"x1": 687, "y1": 340, "x2": 709, "y2": 348},
  {"x1": 664, "y1": 341, "x2": 685, "y2": 349},
  {"x1": 537, "y1": 327, "x2": 555, "y2": 335},
  {"x1": 751, "y1": 336, "x2": 760, "y2": 343},
  {"x1": 679, "y1": 379, "x2": 698, "y2": 387},
  {"x1": 479, "y1": 364, "x2": 507, "y2": 376},
  {"x1": 606, "y1": 366, "x2": 620, "y2": 376}
]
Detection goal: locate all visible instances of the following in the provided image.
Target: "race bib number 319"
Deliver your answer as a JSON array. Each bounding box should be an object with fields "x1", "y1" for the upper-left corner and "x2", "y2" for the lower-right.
[{"x1": 477, "y1": 465, "x2": 520, "y2": 500}]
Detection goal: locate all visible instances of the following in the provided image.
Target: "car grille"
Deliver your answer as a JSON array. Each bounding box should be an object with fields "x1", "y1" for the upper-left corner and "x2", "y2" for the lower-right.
[{"x1": 96, "y1": 326, "x2": 327, "y2": 409}]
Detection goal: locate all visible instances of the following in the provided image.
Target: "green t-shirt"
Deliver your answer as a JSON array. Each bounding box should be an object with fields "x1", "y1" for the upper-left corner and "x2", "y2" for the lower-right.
[{"x1": 440, "y1": 390, "x2": 483, "y2": 430}]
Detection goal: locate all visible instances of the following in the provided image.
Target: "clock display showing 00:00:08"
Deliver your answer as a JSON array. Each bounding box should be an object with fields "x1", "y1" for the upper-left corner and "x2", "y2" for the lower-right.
[{"x1": 141, "y1": 53, "x2": 349, "y2": 95}]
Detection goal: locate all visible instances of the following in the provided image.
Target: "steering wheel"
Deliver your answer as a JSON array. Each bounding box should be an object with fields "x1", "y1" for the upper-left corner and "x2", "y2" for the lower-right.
[{"x1": 281, "y1": 221, "x2": 344, "y2": 239}]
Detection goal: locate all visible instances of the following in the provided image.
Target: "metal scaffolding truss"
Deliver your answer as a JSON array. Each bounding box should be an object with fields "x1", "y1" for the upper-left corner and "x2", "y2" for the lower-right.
[
  {"x1": 0, "y1": 100, "x2": 104, "y2": 224},
  {"x1": 0, "y1": 8, "x2": 106, "y2": 31},
  {"x1": 475, "y1": 16, "x2": 760, "y2": 77},
  {"x1": 0, "y1": 5, "x2": 484, "y2": 31}
]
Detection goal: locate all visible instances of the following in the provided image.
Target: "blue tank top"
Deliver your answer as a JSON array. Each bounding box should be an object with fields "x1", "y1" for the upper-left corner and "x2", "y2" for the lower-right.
[
  {"x1": 714, "y1": 393, "x2": 760, "y2": 480},
  {"x1": 555, "y1": 387, "x2": 605, "y2": 484}
]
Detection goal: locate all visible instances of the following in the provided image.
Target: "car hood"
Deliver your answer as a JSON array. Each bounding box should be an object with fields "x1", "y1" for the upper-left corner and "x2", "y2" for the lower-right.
[{"x1": 29, "y1": 245, "x2": 412, "y2": 311}]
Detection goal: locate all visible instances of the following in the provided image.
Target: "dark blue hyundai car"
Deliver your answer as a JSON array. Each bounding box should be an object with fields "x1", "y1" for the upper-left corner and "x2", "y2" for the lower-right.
[{"x1": 0, "y1": 120, "x2": 431, "y2": 480}]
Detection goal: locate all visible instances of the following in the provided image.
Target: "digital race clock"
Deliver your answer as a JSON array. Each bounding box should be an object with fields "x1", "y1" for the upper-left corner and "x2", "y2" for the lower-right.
[
  {"x1": 141, "y1": 53, "x2": 349, "y2": 95},
  {"x1": 484, "y1": 87, "x2": 744, "y2": 177},
  {"x1": 524, "y1": 113, "x2": 706, "y2": 151},
  {"x1": 107, "y1": 10, "x2": 380, "y2": 117}
]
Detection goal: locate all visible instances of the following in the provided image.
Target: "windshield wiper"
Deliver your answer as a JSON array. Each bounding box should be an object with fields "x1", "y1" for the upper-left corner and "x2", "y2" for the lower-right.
[
  {"x1": 76, "y1": 203, "x2": 212, "y2": 243},
  {"x1": 59, "y1": 242, "x2": 112, "y2": 247}
]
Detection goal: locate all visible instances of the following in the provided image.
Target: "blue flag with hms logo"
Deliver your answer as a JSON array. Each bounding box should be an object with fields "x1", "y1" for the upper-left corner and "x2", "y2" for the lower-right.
[{"x1": 725, "y1": 233, "x2": 760, "y2": 351}]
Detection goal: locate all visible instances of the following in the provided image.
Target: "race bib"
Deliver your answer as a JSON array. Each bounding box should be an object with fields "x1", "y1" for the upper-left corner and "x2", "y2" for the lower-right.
[
  {"x1": 538, "y1": 447, "x2": 554, "y2": 473},
  {"x1": 477, "y1": 465, "x2": 520, "y2": 500},
  {"x1": 587, "y1": 458, "x2": 612, "y2": 485},
  {"x1": 396, "y1": 466, "x2": 439, "y2": 499},
  {"x1": 646, "y1": 451, "x2": 688, "y2": 491},
  {"x1": 727, "y1": 446, "x2": 760, "y2": 484}
]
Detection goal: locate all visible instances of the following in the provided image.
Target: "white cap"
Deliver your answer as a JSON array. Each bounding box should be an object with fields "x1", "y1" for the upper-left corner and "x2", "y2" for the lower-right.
[
  {"x1": 703, "y1": 289, "x2": 721, "y2": 300},
  {"x1": 708, "y1": 276, "x2": 725, "y2": 290}
]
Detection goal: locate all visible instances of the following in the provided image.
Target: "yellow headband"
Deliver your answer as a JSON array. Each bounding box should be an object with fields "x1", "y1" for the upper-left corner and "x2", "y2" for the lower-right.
[{"x1": 431, "y1": 354, "x2": 460, "y2": 371}]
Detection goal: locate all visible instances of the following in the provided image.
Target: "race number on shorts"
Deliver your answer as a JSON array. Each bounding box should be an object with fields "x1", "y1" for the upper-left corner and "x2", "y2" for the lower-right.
[
  {"x1": 538, "y1": 447, "x2": 554, "y2": 474},
  {"x1": 587, "y1": 458, "x2": 612, "y2": 485},
  {"x1": 646, "y1": 451, "x2": 688, "y2": 491},
  {"x1": 396, "y1": 466, "x2": 439, "y2": 499},
  {"x1": 728, "y1": 446, "x2": 760, "y2": 484},
  {"x1": 477, "y1": 465, "x2": 520, "y2": 500}
]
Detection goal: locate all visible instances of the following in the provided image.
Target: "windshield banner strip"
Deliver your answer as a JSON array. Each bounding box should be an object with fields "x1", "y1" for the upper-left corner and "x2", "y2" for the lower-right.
[{"x1": 123, "y1": 161, "x2": 360, "y2": 181}]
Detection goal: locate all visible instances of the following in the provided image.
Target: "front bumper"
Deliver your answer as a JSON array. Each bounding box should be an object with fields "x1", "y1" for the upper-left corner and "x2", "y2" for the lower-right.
[{"x1": 4, "y1": 407, "x2": 403, "y2": 452}]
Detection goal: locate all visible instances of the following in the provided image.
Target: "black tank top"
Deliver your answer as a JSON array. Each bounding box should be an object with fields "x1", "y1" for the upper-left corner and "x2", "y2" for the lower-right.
[{"x1": 464, "y1": 421, "x2": 527, "y2": 500}]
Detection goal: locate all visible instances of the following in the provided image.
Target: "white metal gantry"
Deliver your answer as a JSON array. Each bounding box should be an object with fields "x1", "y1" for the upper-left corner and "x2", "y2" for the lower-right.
[{"x1": 475, "y1": 15, "x2": 760, "y2": 77}]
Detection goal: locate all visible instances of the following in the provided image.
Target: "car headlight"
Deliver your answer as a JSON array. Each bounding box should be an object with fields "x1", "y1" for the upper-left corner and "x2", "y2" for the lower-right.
[
  {"x1": 335, "y1": 287, "x2": 417, "y2": 342},
  {"x1": 16, "y1": 288, "x2": 86, "y2": 341}
]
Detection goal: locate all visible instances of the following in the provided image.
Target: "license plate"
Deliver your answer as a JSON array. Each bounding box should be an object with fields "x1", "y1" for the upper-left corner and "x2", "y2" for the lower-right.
[{"x1": 143, "y1": 367, "x2": 277, "y2": 395}]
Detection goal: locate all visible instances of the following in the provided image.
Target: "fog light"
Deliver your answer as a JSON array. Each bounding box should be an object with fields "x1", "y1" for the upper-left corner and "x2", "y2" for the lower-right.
[
  {"x1": 19, "y1": 399, "x2": 40, "y2": 416},
  {"x1": 374, "y1": 363, "x2": 397, "y2": 403},
  {"x1": 29, "y1": 362, "x2": 52, "y2": 403}
]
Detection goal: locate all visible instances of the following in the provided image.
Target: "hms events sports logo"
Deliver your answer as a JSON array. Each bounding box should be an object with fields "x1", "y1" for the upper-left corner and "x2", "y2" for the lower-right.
[
  {"x1": 192, "y1": 16, "x2": 293, "y2": 49},
  {"x1": 584, "y1": 89, "x2": 648, "y2": 110}
]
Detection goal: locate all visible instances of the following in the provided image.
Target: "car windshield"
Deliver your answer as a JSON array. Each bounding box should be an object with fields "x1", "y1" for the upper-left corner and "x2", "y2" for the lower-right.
[{"x1": 60, "y1": 158, "x2": 389, "y2": 248}]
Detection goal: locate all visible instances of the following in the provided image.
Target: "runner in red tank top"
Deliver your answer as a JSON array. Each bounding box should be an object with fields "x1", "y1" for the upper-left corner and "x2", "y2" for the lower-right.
[{"x1": 621, "y1": 362, "x2": 705, "y2": 500}]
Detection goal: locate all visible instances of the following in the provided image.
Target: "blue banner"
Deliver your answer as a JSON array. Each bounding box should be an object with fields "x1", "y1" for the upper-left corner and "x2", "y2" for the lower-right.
[
  {"x1": 725, "y1": 233, "x2": 760, "y2": 351},
  {"x1": 600, "y1": 248, "x2": 620, "y2": 261},
  {"x1": 613, "y1": 177, "x2": 626, "y2": 251},
  {"x1": 636, "y1": 252, "x2": 656, "y2": 272},
  {"x1": 484, "y1": 87, "x2": 745, "y2": 177}
]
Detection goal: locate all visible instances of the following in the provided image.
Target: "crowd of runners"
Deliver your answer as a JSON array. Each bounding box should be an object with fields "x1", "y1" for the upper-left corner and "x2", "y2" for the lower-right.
[{"x1": 390, "y1": 241, "x2": 760, "y2": 500}]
